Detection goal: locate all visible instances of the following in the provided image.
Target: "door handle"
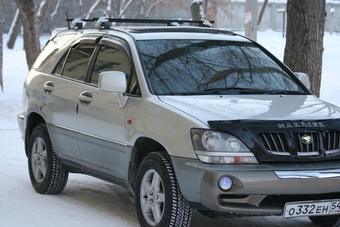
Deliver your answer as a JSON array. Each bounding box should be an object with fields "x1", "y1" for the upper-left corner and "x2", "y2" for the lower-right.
[
  {"x1": 43, "y1": 81, "x2": 54, "y2": 94},
  {"x1": 79, "y1": 91, "x2": 93, "y2": 106}
]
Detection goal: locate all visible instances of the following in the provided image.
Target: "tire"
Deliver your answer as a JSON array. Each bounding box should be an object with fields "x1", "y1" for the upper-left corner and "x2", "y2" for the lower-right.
[
  {"x1": 28, "y1": 124, "x2": 69, "y2": 194},
  {"x1": 136, "y1": 152, "x2": 193, "y2": 227},
  {"x1": 309, "y1": 215, "x2": 340, "y2": 227}
]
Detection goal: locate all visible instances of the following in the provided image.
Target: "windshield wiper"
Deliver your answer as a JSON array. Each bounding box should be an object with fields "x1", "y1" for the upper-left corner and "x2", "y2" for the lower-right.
[
  {"x1": 176, "y1": 88, "x2": 306, "y2": 96},
  {"x1": 263, "y1": 90, "x2": 306, "y2": 95},
  {"x1": 202, "y1": 87, "x2": 265, "y2": 95}
]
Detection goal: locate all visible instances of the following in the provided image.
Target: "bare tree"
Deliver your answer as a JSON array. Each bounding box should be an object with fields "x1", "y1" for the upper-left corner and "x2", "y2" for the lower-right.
[
  {"x1": 0, "y1": 0, "x2": 4, "y2": 91},
  {"x1": 138, "y1": 0, "x2": 185, "y2": 19},
  {"x1": 190, "y1": 0, "x2": 209, "y2": 27},
  {"x1": 7, "y1": 0, "x2": 53, "y2": 50},
  {"x1": 191, "y1": 0, "x2": 205, "y2": 21},
  {"x1": 49, "y1": 0, "x2": 62, "y2": 33},
  {"x1": 82, "y1": 0, "x2": 184, "y2": 22},
  {"x1": 104, "y1": 0, "x2": 113, "y2": 18},
  {"x1": 37, "y1": 0, "x2": 54, "y2": 33},
  {"x1": 117, "y1": 0, "x2": 135, "y2": 18},
  {"x1": 84, "y1": 0, "x2": 131, "y2": 20},
  {"x1": 257, "y1": 0, "x2": 268, "y2": 26},
  {"x1": 283, "y1": 0, "x2": 326, "y2": 97},
  {"x1": 6, "y1": 9, "x2": 22, "y2": 50},
  {"x1": 144, "y1": 0, "x2": 164, "y2": 18},
  {"x1": 14, "y1": 0, "x2": 41, "y2": 69},
  {"x1": 85, "y1": 0, "x2": 101, "y2": 20}
]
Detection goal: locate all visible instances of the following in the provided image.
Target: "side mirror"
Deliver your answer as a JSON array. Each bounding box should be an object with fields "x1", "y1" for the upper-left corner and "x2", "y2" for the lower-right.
[
  {"x1": 295, "y1": 72, "x2": 310, "y2": 89},
  {"x1": 98, "y1": 71, "x2": 127, "y2": 93}
]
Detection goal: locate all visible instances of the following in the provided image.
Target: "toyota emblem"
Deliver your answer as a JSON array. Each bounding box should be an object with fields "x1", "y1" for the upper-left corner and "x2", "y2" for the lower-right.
[{"x1": 301, "y1": 135, "x2": 313, "y2": 145}]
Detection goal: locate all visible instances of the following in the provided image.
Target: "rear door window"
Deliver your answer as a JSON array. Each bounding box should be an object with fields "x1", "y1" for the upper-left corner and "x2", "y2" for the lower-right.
[{"x1": 54, "y1": 42, "x2": 97, "y2": 81}]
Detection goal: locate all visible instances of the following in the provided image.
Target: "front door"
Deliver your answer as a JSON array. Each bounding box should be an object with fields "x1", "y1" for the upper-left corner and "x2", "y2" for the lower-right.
[{"x1": 77, "y1": 39, "x2": 134, "y2": 181}]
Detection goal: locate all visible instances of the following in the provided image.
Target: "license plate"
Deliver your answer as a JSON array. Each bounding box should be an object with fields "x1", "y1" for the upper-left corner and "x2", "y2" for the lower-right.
[{"x1": 284, "y1": 200, "x2": 340, "y2": 218}]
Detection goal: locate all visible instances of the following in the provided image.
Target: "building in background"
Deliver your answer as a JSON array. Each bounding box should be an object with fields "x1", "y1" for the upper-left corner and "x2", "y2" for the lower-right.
[{"x1": 2, "y1": 0, "x2": 339, "y2": 35}]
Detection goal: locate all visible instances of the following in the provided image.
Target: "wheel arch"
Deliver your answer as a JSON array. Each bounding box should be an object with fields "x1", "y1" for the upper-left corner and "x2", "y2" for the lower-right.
[
  {"x1": 127, "y1": 137, "x2": 170, "y2": 201},
  {"x1": 25, "y1": 112, "x2": 46, "y2": 157}
]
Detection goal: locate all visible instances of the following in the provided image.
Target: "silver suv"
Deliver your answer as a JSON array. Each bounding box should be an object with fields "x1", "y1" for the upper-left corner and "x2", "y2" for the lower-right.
[{"x1": 18, "y1": 18, "x2": 340, "y2": 227}]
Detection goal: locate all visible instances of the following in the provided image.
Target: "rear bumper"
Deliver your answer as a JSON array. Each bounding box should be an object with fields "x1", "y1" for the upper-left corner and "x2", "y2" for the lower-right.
[
  {"x1": 171, "y1": 156, "x2": 340, "y2": 215},
  {"x1": 17, "y1": 112, "x2": 25, "y2": 140}
]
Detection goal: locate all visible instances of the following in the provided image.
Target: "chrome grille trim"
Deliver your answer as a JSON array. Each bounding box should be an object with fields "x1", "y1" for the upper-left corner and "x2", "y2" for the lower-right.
[
  {"x1": 297, "y1": 152, "x2": 319, "y2": 156},
  {"x1": 259, "y1": 131, "x2": 340, "y2": 156},
  {"x1": 275, "y1": 169, "x2": 340, "y2": 179},
  {"x1": 326, "y1": 150, "x2": 340, "y2": 155}
]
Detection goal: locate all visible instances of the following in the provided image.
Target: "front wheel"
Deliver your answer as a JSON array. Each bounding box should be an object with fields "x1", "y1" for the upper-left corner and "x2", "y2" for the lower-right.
[
  {"x1": 309, "y1": 215, "x2": 340, "y2": 227},
  {"x1": 28, "y1": 124, "x2": 69, "y2": 194},
  {"x1": 136, "y1": 152, "x2": 193, "y2": 227}
]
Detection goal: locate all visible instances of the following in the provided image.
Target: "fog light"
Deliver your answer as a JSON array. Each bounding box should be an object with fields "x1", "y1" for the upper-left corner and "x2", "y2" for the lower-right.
[{"x1": 219, "y1": 176, "x2": 232, "y2": 191}]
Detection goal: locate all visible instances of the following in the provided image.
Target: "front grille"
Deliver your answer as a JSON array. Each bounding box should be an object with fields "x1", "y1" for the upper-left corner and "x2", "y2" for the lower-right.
[
  {"x1": 259, "y1": 133, "x2": 288, "y2": 152},
  {"x1": 324, "y1": 131, "x2": 340, "y2": 150},
  {"x1": 259, "y1": 131, "x2": 340, "y2": 155}
]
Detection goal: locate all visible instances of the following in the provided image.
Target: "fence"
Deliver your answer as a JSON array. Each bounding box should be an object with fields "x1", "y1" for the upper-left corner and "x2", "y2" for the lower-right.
[{"x1": 215, "y1": 1, "x2": 340, "y2": 34}]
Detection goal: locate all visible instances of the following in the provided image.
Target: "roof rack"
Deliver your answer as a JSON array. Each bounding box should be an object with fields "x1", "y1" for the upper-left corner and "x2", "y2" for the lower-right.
[{"x1": 66, "y1": 17, "x2": 214, "y2": 29}]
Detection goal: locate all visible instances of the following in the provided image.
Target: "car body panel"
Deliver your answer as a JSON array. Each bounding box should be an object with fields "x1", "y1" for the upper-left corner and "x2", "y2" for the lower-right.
[
  {"x1": 77, "y1": 84, "x2": 127, "y2": 179},
  {"x1": 25, "y1": 72, "x2": 82, "y2": 163},
  {"x1": 125, "y1": 95, "x2": 205, "y2": 159},
  {"x1": 158, "y1": 95, "x2": 340, "y2": 122},
  {"x1": 172, "y1": 156, "x2": 340, "y2": 212}
]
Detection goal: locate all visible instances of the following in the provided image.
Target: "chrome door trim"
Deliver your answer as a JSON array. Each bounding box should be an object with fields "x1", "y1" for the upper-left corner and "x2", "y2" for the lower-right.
[{"x1": 52, "y1": 124, "x2": 128, "y2": 147}]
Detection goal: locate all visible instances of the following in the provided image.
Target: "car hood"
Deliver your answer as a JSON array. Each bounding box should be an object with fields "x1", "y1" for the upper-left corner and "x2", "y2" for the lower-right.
[{"x1": 158, "y1": 95, "x2": 340, "y2": 123}]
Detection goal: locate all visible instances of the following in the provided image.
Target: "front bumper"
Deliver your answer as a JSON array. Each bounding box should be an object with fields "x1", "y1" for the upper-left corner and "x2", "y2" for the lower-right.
[
  {"x1": 171, "y1": 156, "x2": 340, "y2": 215},
  {"x1": 17, "y1": 112, "x2": 25, "y2": 140}
]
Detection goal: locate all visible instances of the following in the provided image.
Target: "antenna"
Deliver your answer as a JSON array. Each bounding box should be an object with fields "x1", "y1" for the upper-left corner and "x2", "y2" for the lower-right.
[{"x1": 66, "y1": 12, "x2": 70, "y2": 29}]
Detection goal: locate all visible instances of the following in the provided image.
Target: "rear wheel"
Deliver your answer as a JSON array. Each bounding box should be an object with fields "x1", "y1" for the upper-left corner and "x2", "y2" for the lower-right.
[
  {"x1": 28, "y1": 124, "x2": 69, "y2": 194},
  {"x1": 309, "y1": 215, "x2": 340, "y2": 227},
  {"x1": 136, "y1": 152, "x2": 192, "y2": 227}
]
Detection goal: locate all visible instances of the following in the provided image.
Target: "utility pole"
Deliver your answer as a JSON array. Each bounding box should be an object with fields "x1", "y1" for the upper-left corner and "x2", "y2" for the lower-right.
[{"x1": 245, "y1": 0, "x2": 258, "y2": 41}]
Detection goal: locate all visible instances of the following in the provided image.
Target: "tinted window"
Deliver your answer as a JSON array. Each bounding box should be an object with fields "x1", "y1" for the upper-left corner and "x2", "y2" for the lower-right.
[
  {"x1": 137, "y1": 40, "x2": 305, "y2": 95},
  {"x1": 90, "y1": 45, "x2": 130, "y2": 84},
  {"x1": 59, "y1": 43, "x2": 96, "y2": 81},
  {"x1": 90, "y1": 45, "x2": 140, "y2": 95}
]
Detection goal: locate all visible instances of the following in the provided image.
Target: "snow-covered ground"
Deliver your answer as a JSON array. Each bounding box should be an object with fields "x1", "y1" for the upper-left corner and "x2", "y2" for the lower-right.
[{"x1": 1, "y1": 31, "x2": 339, "y2": 226}]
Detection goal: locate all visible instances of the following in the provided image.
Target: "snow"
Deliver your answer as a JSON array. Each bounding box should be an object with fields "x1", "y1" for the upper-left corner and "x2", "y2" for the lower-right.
[{"x1": 1, "y1": 31, "x2": 339, "y2": 226}]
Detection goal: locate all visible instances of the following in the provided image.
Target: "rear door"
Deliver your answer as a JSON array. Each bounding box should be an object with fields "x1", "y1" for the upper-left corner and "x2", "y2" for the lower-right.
[{"x1": 46, "y1": 37, "x2": 99, "y2": 166}]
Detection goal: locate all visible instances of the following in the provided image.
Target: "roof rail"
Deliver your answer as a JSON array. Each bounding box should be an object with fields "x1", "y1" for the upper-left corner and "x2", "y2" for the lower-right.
[{"x1": 66, "y1": 17, "x2": 215, "y2": 29}]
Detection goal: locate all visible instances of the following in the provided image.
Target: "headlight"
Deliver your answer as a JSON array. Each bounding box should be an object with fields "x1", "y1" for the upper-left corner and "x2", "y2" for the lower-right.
[
  {"x1": 191, "y1": 129, "x2": 249, "y2": 152},
  {"x1": 191, "y1": 129, "x2": 259, "y2": 164}
]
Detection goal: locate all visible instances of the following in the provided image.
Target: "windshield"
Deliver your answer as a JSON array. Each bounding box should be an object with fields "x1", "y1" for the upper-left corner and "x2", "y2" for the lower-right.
[{"x1": 137, "y1": 40, "x2": 306, "y2": 95}]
